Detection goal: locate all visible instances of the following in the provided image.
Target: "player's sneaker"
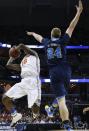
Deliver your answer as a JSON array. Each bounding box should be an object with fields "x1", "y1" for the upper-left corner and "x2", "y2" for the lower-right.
[
  {"x1": 63, "y1": 124, "x2": 74, "y2": 131},
  {"x1": 10, "y1": 113, "x2": 22, "y2": 127},
  {"x1": 63, "y1": 125, "x2": 73, "y2": 131},
  {"x1": 45, "y1": 105, "x2": 53, "y2": 118},
  {"x1": 62, "y1": 120, "x2": 73, "y2": 131},
  {"x1": 67, "y1": 128, "x2": 74, "y2": 131}
]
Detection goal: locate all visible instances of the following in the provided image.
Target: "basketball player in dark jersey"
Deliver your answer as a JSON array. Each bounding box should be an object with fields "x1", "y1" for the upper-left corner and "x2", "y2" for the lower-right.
[{"x1": 27, "y1": 0, "x2": 83, "y2": 130}]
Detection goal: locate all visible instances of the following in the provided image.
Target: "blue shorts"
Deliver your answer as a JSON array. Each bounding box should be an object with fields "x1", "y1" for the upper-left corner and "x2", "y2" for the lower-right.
[{"x1": 49, "y1": 63, "x2": 71, "y2": 97}]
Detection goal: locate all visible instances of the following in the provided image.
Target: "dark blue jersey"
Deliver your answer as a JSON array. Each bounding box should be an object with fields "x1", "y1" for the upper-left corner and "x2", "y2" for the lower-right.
[{"x1": 42, "y1": 33, "x2": 70, "y2": 66}]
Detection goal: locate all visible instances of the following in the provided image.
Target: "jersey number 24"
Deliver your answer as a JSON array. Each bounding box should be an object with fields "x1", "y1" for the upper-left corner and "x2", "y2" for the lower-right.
[{"x1": 47, "y1": 47, "x2": 62, "y2": 59}]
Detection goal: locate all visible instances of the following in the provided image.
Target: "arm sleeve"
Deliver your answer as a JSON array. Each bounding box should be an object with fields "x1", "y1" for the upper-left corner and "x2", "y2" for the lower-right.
[
  {"x1": 41, "y1": 38, "x2": 49, "y2": 46},
  {"x1": 62, "y1": 33, "x2": 70, "y2": 44}
]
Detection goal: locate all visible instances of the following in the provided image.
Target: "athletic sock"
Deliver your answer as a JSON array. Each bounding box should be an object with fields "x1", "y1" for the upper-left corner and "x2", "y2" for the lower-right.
[{"x1": 10, "y1": 107, "x2": 17, "y2": 117}]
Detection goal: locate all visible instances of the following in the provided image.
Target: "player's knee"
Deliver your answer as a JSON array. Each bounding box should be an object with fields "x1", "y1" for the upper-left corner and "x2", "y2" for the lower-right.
[
  {"x1": 2, "y1": 94, "x2": 9, "y2": 104},
  {"x1": 57, "y1": 96, "x2": 65, "y2": 102},
  {"x1": 57, "y1": 96, "x2": 66, "y2": 106}
]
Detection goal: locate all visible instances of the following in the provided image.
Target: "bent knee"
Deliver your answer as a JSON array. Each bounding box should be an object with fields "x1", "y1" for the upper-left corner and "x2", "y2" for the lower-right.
[{"x1": 57, "y1": 96, "x2": 66, "y2": 105}]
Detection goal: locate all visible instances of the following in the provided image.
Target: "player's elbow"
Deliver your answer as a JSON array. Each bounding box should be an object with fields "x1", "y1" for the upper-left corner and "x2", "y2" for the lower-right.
[{"x1": 39, "y1": 37, "x2": 43, "y2": 43}]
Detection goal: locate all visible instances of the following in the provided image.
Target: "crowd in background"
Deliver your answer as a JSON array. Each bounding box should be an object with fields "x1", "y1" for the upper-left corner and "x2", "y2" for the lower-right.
[{"x1": 0, "y1": 81, "x2": 89, "y2": 129}]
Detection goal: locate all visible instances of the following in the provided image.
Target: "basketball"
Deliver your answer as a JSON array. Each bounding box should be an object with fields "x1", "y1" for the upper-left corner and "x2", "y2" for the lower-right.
[{"x1": 9, "y1": 47, "x2": 20, "y2": 58}]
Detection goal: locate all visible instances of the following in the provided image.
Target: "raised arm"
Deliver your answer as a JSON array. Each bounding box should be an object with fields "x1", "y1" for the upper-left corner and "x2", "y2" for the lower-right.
[
  {"x1": 6, "y1": 57, "x2": 21, "y2": 72},
  {"x1": 26, "y1": 32, "x2": 44, "y2": 43},
  {"x1": 16, "y1": 44, "x2": 38, "y2": 57},
  {"x1": 66, "y1": 0, "x2": 83, "y2": 37}
]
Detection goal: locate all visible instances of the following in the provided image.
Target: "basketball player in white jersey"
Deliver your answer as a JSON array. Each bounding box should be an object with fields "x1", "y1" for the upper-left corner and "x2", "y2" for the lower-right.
[{"x1": 2, "y1": 44, "x2": 41, "y2": 127}]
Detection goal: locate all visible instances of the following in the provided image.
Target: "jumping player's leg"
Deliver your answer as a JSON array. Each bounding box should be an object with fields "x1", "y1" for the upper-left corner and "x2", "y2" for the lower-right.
[
  {"x1": 2, "y1": 82, "x2": 26, "y2": 112},
  {"x1": 32, "y1": 93, "x2": 41, "y2": 119},
  {"x1": 57, "y1": 96, "x2": 69, "y2": 121},
  {"x1": 57, "y1": 96, "x2": 72, "y2": 130},
  {"x1": 31, "y1": 103, "x2": 40, "y2": 119},
  {"x1": 52, "y1": 80, "x2": 72, "y2": 129},
  {"x1": 53, "y1": 80, "x2": 72, "y2": 130},
  {"x1": 2, "y1": 95, "x2": 22, "y2": 127},
  {"x1": 27, "y1": 88, "x2": 41, "y2": 120},
  {"x1": 27, "y1": 78, "x2": 41, "y2": 120},
  {"x1": 50, "y1": 79, "x2": 72, "y2": 129},
  {"x1": 2, "y1": 95, "x2": 14, "y2": 112},
  {"x1": 57, "y1": 97, "x2": 70, "y2": 128},
  {"x1": 2, "y1": 82, "x2": 26, "y2": 126},
  {"x1": 50, "y1": 64, "x2": 72, "y2": 129}
]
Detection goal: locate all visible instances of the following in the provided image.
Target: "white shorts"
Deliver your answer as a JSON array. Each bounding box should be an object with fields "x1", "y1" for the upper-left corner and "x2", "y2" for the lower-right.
[{"x1": 5, "y1": 77, "x2": 41, "y2": 108}]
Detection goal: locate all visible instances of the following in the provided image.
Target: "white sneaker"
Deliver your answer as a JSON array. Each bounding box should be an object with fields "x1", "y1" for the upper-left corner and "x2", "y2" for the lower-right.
[{"x1": 10, "y1": 113, "x2": 22, "y2": 127}]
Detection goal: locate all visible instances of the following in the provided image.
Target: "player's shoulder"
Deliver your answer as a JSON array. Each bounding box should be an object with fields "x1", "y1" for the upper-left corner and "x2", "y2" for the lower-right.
[
  {"x1": 30, "y1": 55, "x2": 39, "y2": 60},
  {"x1": 62, "y1": 33, "x2": 70, "y2": 39},
  {"x1": 61, "y1": 33, "x2": 70, "y2": 43},
  {"x1": 42, "y1": 38, "x2": 50, "y2": 44}
]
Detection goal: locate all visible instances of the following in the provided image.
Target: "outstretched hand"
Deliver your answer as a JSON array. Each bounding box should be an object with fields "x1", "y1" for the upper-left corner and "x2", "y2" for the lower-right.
[
  {"x1": 76, "y1": 0, "x2": 83, "y2": 13},
  {"x1": 26, "y1": 31, "x2": 34, "y2": 36}
]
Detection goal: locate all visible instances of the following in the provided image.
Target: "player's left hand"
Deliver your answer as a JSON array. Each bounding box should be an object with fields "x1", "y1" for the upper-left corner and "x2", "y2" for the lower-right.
[
  {"x1": 26, "y1": 31, "x2": 34, "y2": 36},
  {"x1": 76, "y1": 0, "x2": 83, "y2": 13}
]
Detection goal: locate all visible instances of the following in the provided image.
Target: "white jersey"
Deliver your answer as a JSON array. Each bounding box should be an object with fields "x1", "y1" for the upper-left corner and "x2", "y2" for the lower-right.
[
  {"x1": 5, "y1": 54, "x2": 41, "y2": 108},
  {"x1": 20, "y1": 55, "x2": 40, "y2": 78}
]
